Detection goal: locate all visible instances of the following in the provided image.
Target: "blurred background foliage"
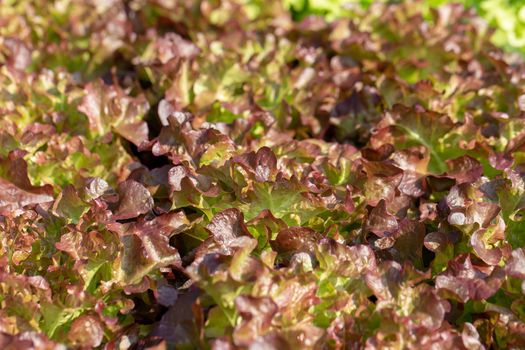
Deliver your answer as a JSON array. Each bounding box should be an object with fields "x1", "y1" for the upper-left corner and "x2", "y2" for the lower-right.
[{"x1": 285, "y1": 0, "x2": 525, "y2": 55}]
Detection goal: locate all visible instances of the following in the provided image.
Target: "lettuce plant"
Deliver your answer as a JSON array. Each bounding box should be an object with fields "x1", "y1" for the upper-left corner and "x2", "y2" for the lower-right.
[{"x1": 1, "y1": 1, "x2": 525, "y2": 349}]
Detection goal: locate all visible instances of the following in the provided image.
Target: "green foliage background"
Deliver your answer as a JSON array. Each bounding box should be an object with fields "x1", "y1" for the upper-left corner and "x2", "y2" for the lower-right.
[{"x1": 285, "y1": 0, "x2": 525, "y2": 55}]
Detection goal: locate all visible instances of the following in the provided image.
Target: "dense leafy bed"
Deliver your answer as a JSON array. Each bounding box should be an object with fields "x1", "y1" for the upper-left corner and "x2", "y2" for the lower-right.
[{"x1": 2, "y1": 0, "x2": 525, "y2": 349}]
